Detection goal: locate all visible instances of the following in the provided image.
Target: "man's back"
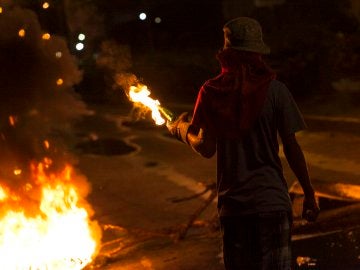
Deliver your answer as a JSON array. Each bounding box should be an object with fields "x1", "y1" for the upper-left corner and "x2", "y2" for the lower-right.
[{"x1": 217, "y1": 80, "x2": 305, "y2": 216}]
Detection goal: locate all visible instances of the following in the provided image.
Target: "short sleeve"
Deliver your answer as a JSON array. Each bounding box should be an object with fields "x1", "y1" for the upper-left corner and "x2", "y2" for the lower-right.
[
  {"x1": 276, "y1": 82, "x2": 307, "y2": 137},
  {"x1": 191, "y1": 86, "x2": 208, "y2": 130}
]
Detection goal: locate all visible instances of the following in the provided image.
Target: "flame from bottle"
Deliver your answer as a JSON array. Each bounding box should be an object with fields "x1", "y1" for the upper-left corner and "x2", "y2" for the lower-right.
[{"x1": 128, "y1": 84, "x2": 166, "y2": 125}]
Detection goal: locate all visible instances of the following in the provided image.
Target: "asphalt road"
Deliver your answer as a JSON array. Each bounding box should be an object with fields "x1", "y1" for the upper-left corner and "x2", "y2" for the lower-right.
[{"x1": 74, "y1": 103, "x2": 360, "y2": 270}]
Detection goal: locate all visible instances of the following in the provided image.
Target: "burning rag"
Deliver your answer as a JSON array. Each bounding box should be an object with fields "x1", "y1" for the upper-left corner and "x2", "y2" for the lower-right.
[{"x1": 191, "y1": 48, "x2": 276, "y2": 138}]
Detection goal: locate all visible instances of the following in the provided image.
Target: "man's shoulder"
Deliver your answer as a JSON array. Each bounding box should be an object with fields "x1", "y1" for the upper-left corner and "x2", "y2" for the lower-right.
[
  {"x1": 267, "y1": 79, "x2": 291, "y2": 99},
  {"x1": 203, "y1": 73, "x2": 224, "y2": 89},
  {"x1": 269, "y1": 79, "x2": 288, "y2": 92},
  {"x1": 198, "y1": 74, "x2": 228, "y2": 98}
]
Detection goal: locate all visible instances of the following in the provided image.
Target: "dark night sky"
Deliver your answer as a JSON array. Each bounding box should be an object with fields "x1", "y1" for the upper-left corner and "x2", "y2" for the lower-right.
[{"x1": 98, "y1": 0, "x2": 224, "y2": 49}]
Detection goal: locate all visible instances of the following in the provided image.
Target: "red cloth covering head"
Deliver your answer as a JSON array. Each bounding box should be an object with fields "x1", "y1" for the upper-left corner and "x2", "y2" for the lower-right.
[{"x1": 191, "y1": 48, "x2": 276, "y2": 139}]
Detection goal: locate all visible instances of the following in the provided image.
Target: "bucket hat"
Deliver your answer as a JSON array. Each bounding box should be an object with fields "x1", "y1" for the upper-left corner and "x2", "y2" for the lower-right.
[{"x1": 223, "y1": 17, "x2": 270, "y2": 54}]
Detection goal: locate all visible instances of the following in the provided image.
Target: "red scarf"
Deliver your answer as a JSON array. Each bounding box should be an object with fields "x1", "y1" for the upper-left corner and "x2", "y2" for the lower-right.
[{"x1": 193, "y1": 48, "x2": 276, "y2": 138}]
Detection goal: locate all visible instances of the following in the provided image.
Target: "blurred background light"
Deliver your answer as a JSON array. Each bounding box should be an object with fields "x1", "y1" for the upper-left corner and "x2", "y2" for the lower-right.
[
  {"x1": 154, "y1": 17, "x2": 161, "y2": 24},
  {"x1": 42, "y1": 2, "x2": 50, "y2": 9},
  {"x1": 18, "y1": 29, "x2": 26, "y2": 38},
  {"x1": 42, "y1": 33, "x2": 51, "y2": 40},
  {"x1": 56, "y1": 78, "x2": 63, "y2": 86}
]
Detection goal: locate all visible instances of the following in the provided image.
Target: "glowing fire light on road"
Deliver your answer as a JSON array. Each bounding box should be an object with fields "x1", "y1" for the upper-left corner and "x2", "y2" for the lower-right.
[
  {"x1": 129, "y1": 84, "x2": 166, "y2": 125},
  {"x1": 0, "y1": 161, "x2": 100, "y2": 270}
]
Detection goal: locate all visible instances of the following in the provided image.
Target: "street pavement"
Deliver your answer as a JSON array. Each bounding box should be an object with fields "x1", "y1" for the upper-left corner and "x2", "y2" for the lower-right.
[{"x1": 75, "y1": 102, "x2": 360, "y2": 269}]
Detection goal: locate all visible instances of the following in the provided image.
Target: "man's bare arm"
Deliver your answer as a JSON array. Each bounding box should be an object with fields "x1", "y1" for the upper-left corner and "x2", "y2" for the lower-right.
[{"x1": 281, "y1": 133, "x2": 320, "y2": 221}]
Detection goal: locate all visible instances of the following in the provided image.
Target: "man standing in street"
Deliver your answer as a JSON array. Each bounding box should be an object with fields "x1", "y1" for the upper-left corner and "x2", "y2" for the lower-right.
[{"x1": 167, "y1": 17, "x2": 320, "y2": 269}]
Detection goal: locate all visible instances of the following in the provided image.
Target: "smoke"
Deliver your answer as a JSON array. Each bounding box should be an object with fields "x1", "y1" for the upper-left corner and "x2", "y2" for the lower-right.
[
  {"x1": 96, "y1": 40, "x2": 132, "y2": 75},
  {"x1": 95, "y1": 39, "x2": 138, "y2": 95},
  {"x1": 96, "y1": 39, "x2": 151, "y2": 121},
  {"x1": 0, "y1": 6, "x2": 92, "y2": 213}
]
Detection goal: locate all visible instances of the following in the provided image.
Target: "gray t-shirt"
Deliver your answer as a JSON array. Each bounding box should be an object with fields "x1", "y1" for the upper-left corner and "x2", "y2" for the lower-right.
[{"x1": 217, "y1": 80, "x2": 306, "y2": 216}]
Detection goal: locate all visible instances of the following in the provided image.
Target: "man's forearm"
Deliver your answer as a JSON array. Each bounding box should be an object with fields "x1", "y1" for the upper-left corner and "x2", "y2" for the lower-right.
[
  {"x1": 167, "y1": 113, "x2": 216, "y2": 158},
  {"x1": 187, "y1": 129, "x2": 216, "y2": 158},
  {"x1": 283, "y1": 136, "x2": 314, "y2": 197}
]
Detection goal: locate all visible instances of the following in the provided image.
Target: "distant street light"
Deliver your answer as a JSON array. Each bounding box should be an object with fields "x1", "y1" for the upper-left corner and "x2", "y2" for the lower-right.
[
  {"x1": 75, "y1": 42, "x2": 84, "y2": 51},
  {"x1": 139, "y1": 12, "x2": 147, "y2": 20},
  {"x1": 78, "y1": 33, "x2": 85, "y2": 41},
  {"x1": 154, "y1": 17, "x2": 162, "y2": 24}
]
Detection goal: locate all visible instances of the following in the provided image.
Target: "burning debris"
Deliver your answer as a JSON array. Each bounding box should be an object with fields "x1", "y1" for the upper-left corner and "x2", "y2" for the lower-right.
[
  {"x1": 0, "y1": 162, "x2": 100, "y2": 269},
  {"x1": 0, "y1": 4, "x2": 101, "y2": 269}
]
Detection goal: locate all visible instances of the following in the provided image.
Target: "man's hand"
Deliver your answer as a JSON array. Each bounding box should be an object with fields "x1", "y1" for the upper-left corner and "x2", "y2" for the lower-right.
[
  {"x1": 302, "y1": 195, "x2": 320, "y2": 222},
  {"x1": 166, "y1": 112, "x2": 190, "y2": 142},
  {"x1": 166, "y1": 112, "x2": 189, "y2": 135}
]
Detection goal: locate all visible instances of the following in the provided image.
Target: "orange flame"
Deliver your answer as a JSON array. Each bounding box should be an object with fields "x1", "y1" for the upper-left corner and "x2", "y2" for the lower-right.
[
  {"x1": 128, "y1": 84, "x2": 165, "y2": 125},
  {"x1": 0, "y1": 162, "x2": 101, "y2": 269},
  {"x1": 0, "y1": 186, "x2": 8, "y2": 201}
]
